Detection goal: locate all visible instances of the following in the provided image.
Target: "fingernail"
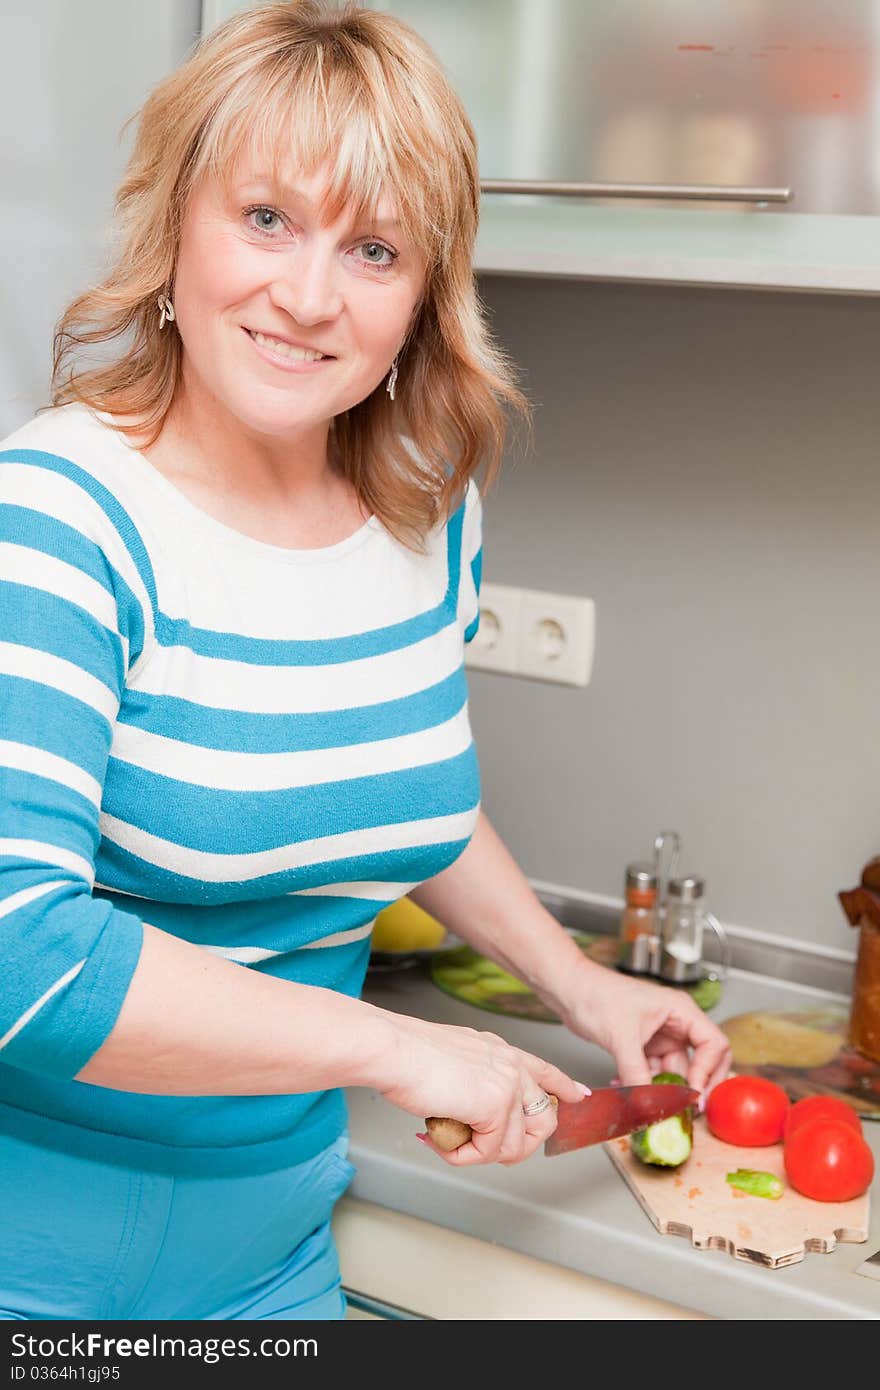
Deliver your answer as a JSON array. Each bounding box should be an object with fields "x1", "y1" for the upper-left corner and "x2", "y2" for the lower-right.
[
  {"x1": 697, "y1": 1093, "x2": 706, "y2": 1113},
  {"x1": 415, "y1": 1132, "x2": 429, "y2": 1143},
  {"x1": 609, "y1": 1077, "x2": 621, "y2": 1087},
  {"x1": 577, "y1": 1083, "x2": 592, "y2": 1097}
]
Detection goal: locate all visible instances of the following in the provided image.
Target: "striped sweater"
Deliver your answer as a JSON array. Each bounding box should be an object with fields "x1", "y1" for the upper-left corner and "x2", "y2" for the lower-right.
[{"x1": 0, "y1": 402, "x2": 482, "y2": 1175}]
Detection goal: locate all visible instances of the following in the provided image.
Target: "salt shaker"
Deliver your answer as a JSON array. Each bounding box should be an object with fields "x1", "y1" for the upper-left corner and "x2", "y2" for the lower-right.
[
  {"x1": 660, "y1": 875, "x2": 706, "y2": 982},
  {"x1": 660, "y1": 874, "x2": 730, "y2": 984}
]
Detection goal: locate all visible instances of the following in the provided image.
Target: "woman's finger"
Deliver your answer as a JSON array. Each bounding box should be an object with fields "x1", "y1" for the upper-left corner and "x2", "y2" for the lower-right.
[
  {"x1": 656, "y1": 1048, "x2": 691, "y2": 1079},
  {"x1": 430, "y1": 1120, "x2": 504, "y2": 1167},
  {"x1": 522, "y1": 1098, "x2": 559, "y2": 1148},
  {"x1": 520, "y1": 1054, "x2": 591, "y2": 1104},
  {"x1": 495, "y1": 1098, "x2": 528, "y2": 1165},
  {"x1": 699, "y1": 1041, "x2": 733, "y2": 1099},
  {"x1": 431, "y1": 1138, "x2": 487, "y2": 1166},
  {"x1": 608, "y1": 1037, "x2": 653, "y2": 1088},
  {"x1": 501, "y1": 1128, "x2": 549, "y2": 1166},
  {"x1": 685, "y1": 1020, "x2": 733, "y2": 1096},
  {"x1": 497, "y1": 1087, "x2": 556, "y2": 1165},
  {"x1": 522, "y1": 1085, "x2": 559, "y2": 1127}
]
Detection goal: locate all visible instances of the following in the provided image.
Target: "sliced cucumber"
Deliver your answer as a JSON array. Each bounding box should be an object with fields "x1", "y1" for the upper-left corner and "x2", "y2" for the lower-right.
[
  {"x1": 630, "y1": 1070, "x2": 694, "y2": 1169},
  {"x1": 630, "y1": 1114, "x2": 693, "y2": 1167}
]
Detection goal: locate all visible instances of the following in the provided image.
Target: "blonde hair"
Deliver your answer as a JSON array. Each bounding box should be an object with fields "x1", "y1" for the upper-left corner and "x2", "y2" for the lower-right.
[{"x1": 49, "y1": 0, "x2": 530, "y2": 546}]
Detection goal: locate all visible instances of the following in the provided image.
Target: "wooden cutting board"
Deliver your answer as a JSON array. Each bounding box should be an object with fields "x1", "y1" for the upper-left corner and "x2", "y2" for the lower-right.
[{"x1": 605, "y1": 1116, "x2": 870, "y2": 1268}]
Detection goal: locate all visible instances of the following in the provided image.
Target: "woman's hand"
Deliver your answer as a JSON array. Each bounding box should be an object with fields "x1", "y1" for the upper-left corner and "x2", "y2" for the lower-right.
[
  {"x1": 374, "y1": 1012, "x2": 589, "y2": 1167},
  {"x1": 558, "y1": 963, "x2": 732, "y2": 1102}
]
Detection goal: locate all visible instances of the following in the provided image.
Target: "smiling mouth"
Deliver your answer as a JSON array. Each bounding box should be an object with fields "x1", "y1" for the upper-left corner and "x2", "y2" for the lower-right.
[{"x1": 245, "y1": 328, "x2": 334, "y2": 363}]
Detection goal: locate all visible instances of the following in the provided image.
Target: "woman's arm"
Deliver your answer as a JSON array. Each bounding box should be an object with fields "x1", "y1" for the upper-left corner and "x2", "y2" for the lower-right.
[
  {"x1": 75, "y1": 921, "x2": 394, "y2": 1094},
  {"x1": 409, "y1": 810, "x2": 732, "y2": 1096},
  {"x1": 76, "y1": 920, "x2": 588, "y2": 1167},
  {"x1": 409, "y1": 810, "x2": 591, "y2": 1010}
]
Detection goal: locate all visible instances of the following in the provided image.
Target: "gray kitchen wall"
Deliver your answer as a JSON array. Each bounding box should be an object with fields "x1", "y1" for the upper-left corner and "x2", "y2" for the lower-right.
[
  {"x1": 0, "y1": 0, "x2": 202, "y2": 434},
  {"x1": 470, "y1": 272, "x2": 880, "y2": 956}
]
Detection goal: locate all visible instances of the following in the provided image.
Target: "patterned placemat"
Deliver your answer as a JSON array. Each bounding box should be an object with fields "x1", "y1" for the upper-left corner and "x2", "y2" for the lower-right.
[
  {"x1": 721, "y1": 1006, "x2": 880, "y2": 1119},
  {"x1": 430, "y1": 933, "x2": 723, "y2": 1022}
]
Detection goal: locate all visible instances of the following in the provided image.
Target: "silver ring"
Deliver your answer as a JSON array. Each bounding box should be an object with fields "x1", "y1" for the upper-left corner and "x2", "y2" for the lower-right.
[{"x1": 523, "y1": 1092, "x2": 552, "y2": 1117}]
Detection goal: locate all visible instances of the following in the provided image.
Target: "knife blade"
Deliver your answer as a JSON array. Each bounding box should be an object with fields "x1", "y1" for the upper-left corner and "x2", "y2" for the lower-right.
[
  {"x1": 545, "y1": 1083, "x2": 699, "y2": 1157},
  {"x1": 424, "y1": 1083, "x2": 698, "y2": 1157}
]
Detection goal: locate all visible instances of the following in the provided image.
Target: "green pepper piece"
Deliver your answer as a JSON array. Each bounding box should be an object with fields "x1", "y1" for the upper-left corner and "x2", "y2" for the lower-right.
[{"x1": 725, "y1": 1168, "x2": 784, "y2": 1200}]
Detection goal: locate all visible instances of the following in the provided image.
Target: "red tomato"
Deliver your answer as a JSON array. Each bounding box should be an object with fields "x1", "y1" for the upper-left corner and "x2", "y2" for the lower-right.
[
  {"x1": 705, "y1": 1075, "x2": 790, "y2": 1146},
  {"x1": 784, "y1": 1095, "x2": 862, "y2": 1142},
  {"x1": 783, "y1": 1119, "x2": 874, "y2": 1202}
]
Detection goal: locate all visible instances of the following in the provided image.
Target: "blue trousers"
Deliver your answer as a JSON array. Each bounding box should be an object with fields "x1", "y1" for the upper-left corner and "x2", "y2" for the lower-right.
[{"x1": 0, "y1": 1130, "x2": 356, "y2": 1320}]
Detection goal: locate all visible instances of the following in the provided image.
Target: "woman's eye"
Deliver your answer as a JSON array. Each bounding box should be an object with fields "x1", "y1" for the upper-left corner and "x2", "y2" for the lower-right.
[
  {"x1": 356, "y1": 241, "x2": 397, "y2": 271},
  {"x1": 245, "y1": 205, "x2": 284, "y2": 235}
]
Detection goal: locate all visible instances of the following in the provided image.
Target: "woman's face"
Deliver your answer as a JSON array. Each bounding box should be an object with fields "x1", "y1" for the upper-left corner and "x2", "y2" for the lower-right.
[{"x1": 170, "y1": 156, "x2": 426, "y2": 440}]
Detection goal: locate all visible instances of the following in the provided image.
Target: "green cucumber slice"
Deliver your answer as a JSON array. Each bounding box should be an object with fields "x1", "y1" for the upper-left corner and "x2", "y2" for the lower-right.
[{"x1": 630, "y1": 1114, "x2": 693, "y2": 1167}]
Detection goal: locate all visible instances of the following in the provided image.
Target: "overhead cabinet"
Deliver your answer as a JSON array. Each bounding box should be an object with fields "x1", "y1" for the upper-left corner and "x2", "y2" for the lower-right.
[{"x1": 369, "y1": 0, "x2": 880, "y2": 294}]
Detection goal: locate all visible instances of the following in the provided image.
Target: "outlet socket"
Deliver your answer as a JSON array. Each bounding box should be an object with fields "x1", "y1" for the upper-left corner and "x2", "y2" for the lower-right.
[
  {"x1": 464, "y1": 581, "x2": 522, "y2": 674},
  {"x1": 516, "y1": 591, "x2": 596, "y2": 687}
]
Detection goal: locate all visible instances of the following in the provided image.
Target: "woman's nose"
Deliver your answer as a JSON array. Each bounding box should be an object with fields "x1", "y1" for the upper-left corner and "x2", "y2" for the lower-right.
[{"x1": 267, "y1": 245, "x2": 343, "y2": 325}]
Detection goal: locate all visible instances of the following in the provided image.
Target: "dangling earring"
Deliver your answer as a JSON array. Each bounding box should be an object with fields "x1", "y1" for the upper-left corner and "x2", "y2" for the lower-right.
[
  {"x1": 386, "y1": 354, "x2": 399, "y2": 401},
  {"x1": 157, "y1": 293, "x2": 175, "y2": 329}
]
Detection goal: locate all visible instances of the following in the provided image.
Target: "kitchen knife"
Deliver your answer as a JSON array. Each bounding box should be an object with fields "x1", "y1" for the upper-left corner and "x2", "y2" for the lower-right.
[
  {"x1": 425, "y1": 1083, "x2": 699, "y2": 1157},
  {"x1": 545, "y1": 1083, "x2": 699, "y2": 1156}
]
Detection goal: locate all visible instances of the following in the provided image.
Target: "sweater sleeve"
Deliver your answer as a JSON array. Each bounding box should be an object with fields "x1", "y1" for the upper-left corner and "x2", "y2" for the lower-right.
[
  {"x1": 0, "y1": 447, "x2": 150, "y2": 1080},
  {"x1": 460, "y1": 479, "x2": 483, "y2": 645}
]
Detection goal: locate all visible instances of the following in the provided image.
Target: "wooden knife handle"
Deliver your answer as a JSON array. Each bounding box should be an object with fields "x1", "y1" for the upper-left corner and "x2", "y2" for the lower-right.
[
  {"x1": 425, "y1": 1117, "x2": 472, "y2": 1151},
  {"x1": 426, "y1": 1096, "x2": 558, "y2": 1153}
]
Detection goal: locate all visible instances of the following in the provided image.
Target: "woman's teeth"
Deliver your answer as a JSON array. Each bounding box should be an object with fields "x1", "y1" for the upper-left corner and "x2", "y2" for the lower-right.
[{"x1": 249, "y1": 330, "x2": 326, "y2": 362}]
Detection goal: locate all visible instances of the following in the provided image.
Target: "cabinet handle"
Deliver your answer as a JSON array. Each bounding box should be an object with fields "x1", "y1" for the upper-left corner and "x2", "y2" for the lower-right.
[{"x1": 480, "y1": 179, "x2": 791, "y2": 204}]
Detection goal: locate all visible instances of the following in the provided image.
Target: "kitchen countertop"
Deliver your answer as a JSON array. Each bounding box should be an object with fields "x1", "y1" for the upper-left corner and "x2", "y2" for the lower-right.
[{"x1": 345, "y1": 963, "x2": 880, "y2": 1321}]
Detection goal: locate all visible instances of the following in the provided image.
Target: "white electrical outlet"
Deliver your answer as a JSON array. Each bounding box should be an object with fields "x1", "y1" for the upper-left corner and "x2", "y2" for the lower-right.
[
  {"x1": 465, "y1": 582, "x2": 595, "y2": 686},
  {"x1": 463, "y1": 581, "x2": 522, "y2": 674},
  {"x1": 516, "y1": 589, "x2": 596, "y2": 687}
]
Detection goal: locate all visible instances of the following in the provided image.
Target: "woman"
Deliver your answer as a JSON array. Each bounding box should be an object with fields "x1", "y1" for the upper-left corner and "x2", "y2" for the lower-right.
[{"x1": 0, "y1": 2, "x2": 730, "y2": 1320}]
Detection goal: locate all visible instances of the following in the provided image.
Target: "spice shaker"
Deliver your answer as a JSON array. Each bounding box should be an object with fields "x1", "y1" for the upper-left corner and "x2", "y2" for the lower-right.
[
  {"x1": 660, "y1": 875, "x2": 706, "y2": 982},
  {"x1": 618, "y1": 862, "x2": 659, "y2": 974},
  {"x1": 660, "y1": 874, "x2": 730, "y2": 984}
]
